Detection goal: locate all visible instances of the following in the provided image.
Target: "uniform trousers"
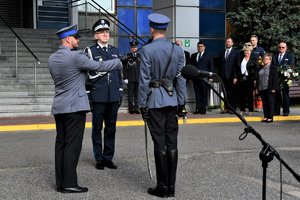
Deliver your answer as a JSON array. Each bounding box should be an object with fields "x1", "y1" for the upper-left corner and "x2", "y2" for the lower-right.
[
  {"x1": 54, "y1": 111, "x2": 86, "y2": 188},
  {"x1": 147, "y1": 106, "x2": 178, "y2": 152},
  {"x1": 127, "y1": 82, "x2": 139, "y2": 110},
  {"x1": 92, "y1": 102, "x2": 119, "y2": 162}
]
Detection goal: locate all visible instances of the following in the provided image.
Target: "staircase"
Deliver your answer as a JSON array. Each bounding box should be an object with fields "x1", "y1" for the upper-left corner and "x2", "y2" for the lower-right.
[{"x1": 0, "y1": 28, "x2": 128, "y2": 118}]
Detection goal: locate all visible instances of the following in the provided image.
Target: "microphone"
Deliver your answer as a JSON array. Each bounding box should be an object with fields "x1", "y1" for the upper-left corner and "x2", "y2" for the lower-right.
[{"x1": 181, "y1": 64, "x2": 215, "y2": 80}]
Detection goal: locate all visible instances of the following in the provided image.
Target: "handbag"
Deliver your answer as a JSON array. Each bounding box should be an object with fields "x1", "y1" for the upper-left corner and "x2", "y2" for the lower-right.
[{"x1": 239, "y1": 73, "x2": 248, "y2": 82}]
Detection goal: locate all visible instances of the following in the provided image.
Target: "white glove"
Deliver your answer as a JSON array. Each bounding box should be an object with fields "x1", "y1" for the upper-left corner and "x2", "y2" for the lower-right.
[{"x1": 124, "y1": 79, "x2": 128, "y2": 84}]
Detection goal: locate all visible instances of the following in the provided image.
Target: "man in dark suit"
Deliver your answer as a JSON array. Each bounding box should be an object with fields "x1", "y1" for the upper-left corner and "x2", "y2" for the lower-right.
[
  {"x1": 86, "y1": 19, "x2": 123, "y2": 170},
  {"x1": 191, "y1": 41, "x2": 214, "y2": 114},
  {"x1": 271, "y1": 41, "x2": 296, "y2": 116},
  {"x1": 48, "y1": 24, "x2": 122, "y2": 193},
  {"x1": 219, "y1": 37, "x2": 240, "y2": 113}
]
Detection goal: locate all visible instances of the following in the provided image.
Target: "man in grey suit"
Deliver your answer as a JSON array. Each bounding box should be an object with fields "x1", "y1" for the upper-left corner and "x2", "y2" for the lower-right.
[
  {"x1": 48, "y1": 24, "x2": 122, "y2": 193},
  {"x1": 138, "y1": 13, "x2": 187, "y2": 198}
]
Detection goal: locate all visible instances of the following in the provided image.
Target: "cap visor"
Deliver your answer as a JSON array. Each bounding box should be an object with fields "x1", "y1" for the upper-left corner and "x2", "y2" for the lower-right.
[{"x1": 71, "y1": 34, "x2": 81, "y2": 39}]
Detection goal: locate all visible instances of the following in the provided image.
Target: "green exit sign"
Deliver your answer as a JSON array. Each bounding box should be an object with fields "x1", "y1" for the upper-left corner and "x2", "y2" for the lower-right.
[{"x1": 184, "y1": 39, "x2": 190, "y2": 47}]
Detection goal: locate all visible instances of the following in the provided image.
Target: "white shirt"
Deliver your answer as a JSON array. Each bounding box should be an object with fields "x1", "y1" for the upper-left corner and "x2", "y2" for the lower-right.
[{"x1": 241, "y1": 58, "x2": 249, "y2": 75}]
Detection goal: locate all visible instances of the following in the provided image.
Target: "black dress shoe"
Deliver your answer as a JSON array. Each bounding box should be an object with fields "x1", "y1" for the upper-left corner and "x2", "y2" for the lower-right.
[
  {"x1": 59, "y1": 186, "x2": 88, "y2": 193},
  {"x1": 265, "y1": 119, "x2": 273, "y2": 123},
  {"x1": 193, "y1": 110, "x2": 200, "y2": 114},
  {"x1": 261, "y1": 118, "x2": 267, "y2": 122},
  {"x1": 147, "y1": 186, "x2": 168, "y2": 198},
  {"x1": 282, "y1": 113, "x2": 289, "y2": 116},
  {"x1": 104, "y1": 160, "x2": 117, "y2": 169},
  {"x1": 95, "y1": 161, "x2": 104, "y2": 170}
]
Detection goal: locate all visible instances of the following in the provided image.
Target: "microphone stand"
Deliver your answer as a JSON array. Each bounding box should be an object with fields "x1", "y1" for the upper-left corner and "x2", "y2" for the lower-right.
[{"x1": 202, "y1": 78, "x2": 300, "y2": 200}]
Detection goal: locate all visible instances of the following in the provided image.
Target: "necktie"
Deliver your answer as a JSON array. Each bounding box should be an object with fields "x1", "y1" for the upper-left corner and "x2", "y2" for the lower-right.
[
  {"x1": 197, "y1": 53, "x2": 201, "y2": 63},
  {"x1": 225, "y1": 49, "x2": 230, "y2": 59},
  {"x1": 278, "y1": 53, "x2": 282, "y2": 63},
  {"x1": 103, "y1": 47, "x2": 107, "y2": 52}
]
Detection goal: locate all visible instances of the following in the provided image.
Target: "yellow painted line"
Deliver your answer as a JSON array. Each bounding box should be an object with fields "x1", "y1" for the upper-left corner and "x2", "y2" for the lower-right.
[{"x1": 0, "y1": 116, "x2": 299, "y2": 132}]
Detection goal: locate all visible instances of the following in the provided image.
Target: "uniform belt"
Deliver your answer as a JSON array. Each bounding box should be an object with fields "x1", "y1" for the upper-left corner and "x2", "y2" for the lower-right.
[{"x1": 149, "y1": 80, "x2": 162, "y2": 88}]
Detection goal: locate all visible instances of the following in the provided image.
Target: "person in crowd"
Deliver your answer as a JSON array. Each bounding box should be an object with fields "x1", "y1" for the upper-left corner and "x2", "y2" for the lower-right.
[
  {"x1": 48, "y1": 24, "x2": 122, "y2": 193},
  {"x1": 123, "y1": 41, "x2": 141, "y2": 114},
  {"x1": 271, "y1": 41, "x2": 296, "y2": 116},
  {"x1": 256, "y1": 53, "x2": 279, "y2": 123},
  {"x1": 237, "y1": 46, "x2": 258, "y2": 115},
  {"x1": 138, "y1": 13, "x2": 187, "y2": 198},
  {"x1": 191, "y1": 41, "x2": 215, "y2": 114},
  {"x1": 219, "y1": 37, "x2": 240, "y2": 114},
  {"x1": 175, "y1": 40, "x2": 191, "y2": 65},
  {"x1": 250, "y1": 35, "x2": 265, "y2": 61},
  {"x1": 85, "y1": 19, "x2": 123, "y2": 170}
]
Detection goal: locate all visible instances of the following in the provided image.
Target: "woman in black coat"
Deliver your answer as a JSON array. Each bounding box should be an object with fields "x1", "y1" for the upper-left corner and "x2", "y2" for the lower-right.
[
  {"x1": 237, "y1": 46, "x2": 259, "y2": 115},
  {"x1": 256, "y1": 53, "x2": 280, "y2": 123}
]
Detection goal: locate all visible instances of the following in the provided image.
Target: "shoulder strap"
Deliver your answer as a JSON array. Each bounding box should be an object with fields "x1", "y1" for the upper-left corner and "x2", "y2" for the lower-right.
[{"x1": 162, "y1": 43, "x2": 175, "y2": 78}]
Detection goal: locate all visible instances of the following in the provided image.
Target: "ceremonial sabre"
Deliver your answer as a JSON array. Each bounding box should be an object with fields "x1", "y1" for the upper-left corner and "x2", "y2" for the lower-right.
[{"x1": 144, "y1": 121, "x2": 153, "y2": 180}]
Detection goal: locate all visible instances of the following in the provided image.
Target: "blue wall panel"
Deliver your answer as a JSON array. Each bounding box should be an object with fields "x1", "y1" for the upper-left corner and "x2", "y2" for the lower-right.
[
  {"x1": 200, "y1": 0, "x2": 225, "y2": 9},
  {"x1": 137, "y1": 9, "x2": 152, "y2": 36},
  {"x1": 200, "y1": 12, "x2": 225, "y2": 38},
  {"x1": 117, "y1": 0, "x2": 134, "y2": 6},
  {"x1": 137, "y1": 0, "x2": 153, "y2": 7},
  {"x1": 117, "y1": 8, "x2": 135, "y2": 36},
  {"x1": 201, "y1": 39, "x2": 225, "y2": 57},
  {"x1": 118, "y1": 37, "x2": 131, "y2": 54}
]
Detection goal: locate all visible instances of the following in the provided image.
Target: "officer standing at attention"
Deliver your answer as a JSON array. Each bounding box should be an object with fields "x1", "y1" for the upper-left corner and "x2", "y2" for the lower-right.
[
  {"x1": 123, "y1": 41, "x2": 141, "y2": 114},
  {"x1": 86, "y1": 19, "x2": 123, "y2": 170},
  {"x1": 48, "y1": 24, "x2": 122, "y2": 193},
  {"x1": 138, "y1": 13, "x2": 187, "y2": 198}
]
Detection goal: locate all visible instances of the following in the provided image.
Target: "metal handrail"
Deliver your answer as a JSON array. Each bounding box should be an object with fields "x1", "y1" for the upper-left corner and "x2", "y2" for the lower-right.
[
  {"x1": 0, "y1": 14, "x2": 40, "y2": 98},
  {"x1": 0, "y1": 14, "x2": 40, "y2": 64}
]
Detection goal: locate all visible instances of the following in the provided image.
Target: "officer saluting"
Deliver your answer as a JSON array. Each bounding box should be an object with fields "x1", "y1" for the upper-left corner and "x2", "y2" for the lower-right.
[
  {"x1": 123, "y1": 41, "x2": 141, "y2": 114},
  {"x1": 138, "y1": 13, "x2": 187, "y2": 198},
  {"x1": 48, "y1": 24, "x2": 122, "y2": 193},
  {"x1": 86, "y1": 19, "x2": 123, "y2": 170}
]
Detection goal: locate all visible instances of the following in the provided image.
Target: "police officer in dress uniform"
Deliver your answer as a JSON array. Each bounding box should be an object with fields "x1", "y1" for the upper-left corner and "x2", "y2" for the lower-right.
[
  {"x1": 48, "y1": 24, "x2": 122, "y2": 193},
  {"x1": 123, "y1": 41, "x2": 141, "y2": 114},
  {"x1": 85, "y1": 19, "x2": 123, "y2": 170},
  {"x1": 138, "y1": 13, "x2": 187, "y2": 198}
]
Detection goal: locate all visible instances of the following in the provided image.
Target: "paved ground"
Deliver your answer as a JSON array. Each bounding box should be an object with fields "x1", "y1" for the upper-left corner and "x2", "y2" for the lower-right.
[{"x1": 0, "y1": 108, "x2": 300, "y2": 199}]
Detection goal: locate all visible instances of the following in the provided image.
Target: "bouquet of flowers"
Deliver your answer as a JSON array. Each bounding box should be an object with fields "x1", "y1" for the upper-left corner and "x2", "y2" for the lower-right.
[{"x1": 279, "y1": 64, "x2": 299, "y2": 88}]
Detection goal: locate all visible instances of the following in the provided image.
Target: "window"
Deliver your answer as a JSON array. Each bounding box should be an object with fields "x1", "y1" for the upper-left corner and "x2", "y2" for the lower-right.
[{"x1": 77, "y1": 0, "x2": 115, "y2": 13}]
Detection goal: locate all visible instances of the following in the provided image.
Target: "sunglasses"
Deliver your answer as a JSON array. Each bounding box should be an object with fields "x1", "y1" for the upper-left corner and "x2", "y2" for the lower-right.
[{"x1": 278, "y1": 46, "x2": 286, "y2": 49}]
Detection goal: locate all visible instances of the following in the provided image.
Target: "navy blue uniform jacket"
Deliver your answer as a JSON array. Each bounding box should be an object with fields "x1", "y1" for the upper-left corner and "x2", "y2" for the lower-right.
[{"x1": 88, "y1": 44, "x2": 123, "y2": 103}]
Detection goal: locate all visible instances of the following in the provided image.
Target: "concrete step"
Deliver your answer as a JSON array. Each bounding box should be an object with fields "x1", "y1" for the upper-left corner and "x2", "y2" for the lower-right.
[
  {"x1": 0, "y1": 111, "x2": 52, "y2": 118},
  {"x1": 0, "y1": 96, "x2": 53, "y2": 104},
  {"x1": 0, "y1": 67, "x2": 50, "y2": 74},
  {"x1": 0, "y1": 104, "x2": 51, "y2": 112},
  {"x1": 0, "y1": 73, "x2": 52, "y2": 79},
  {"x1": 0, "y1": 83, "x2": 54, "y2": 90}
]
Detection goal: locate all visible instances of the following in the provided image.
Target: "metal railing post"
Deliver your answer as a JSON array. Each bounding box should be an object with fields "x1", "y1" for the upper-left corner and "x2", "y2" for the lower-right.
[
  {"x1": 15, "y1": 38, "x2": 18, "y2": 78},
  {"x1": 34, "y1": 62, "x2": 37, "y2": 99},
  {"x1": 0, "y1": 33, "x2": 2, "y2": 56},
  {"x1": 85, "y1": 0, "x2": 88, "y2": 30}
]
